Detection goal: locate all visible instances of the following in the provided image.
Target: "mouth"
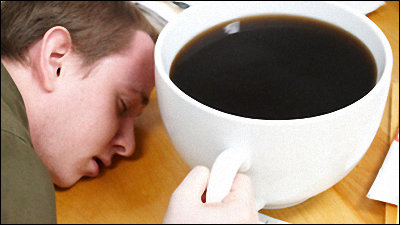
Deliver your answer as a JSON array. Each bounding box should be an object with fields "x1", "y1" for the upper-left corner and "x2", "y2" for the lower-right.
[
  {"x1": 85, "y1": 157, "x2": 101, "y2": 178},
  {"x1": 93, "y1": 157, "x2": 104, "y2": 168},
  {"x1": 85, "y1": 156, "x2": 112, "y2": 178}
]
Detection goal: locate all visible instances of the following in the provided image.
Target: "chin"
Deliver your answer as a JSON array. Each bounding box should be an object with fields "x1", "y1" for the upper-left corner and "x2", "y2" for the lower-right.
[{"x1": 51, "y1": 174, "x2": 80, "y2": 189}]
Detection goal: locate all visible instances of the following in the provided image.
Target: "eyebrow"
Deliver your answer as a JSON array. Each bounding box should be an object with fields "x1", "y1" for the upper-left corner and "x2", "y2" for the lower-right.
[{"x1": 126, "y1": 86, "x2": 149, "y2": 106}]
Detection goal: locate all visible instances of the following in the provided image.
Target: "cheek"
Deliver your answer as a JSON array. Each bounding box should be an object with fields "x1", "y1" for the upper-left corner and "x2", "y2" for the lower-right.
[
  {"x1": 63, "y1": 80, "x2": 119, "y2": 144},
  {"x1": 69, "y1": 97, "x2": 120, "y2": 151},
  {"x1": 45, "y1": 86, "x2": 120, "y2": 184}
]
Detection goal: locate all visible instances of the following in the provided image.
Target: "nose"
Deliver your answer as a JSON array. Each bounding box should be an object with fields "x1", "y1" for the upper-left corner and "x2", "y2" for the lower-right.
[{"x1": 112, "y1": 117, "x2": 136, "y2": 157}]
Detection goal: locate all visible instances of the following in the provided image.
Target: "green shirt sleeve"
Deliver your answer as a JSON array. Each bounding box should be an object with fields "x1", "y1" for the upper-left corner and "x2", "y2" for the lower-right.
[
  {"x1": 1, "y1": 62, "x2": 57, "y2": 224},
  {"x1": 1, "y1": 132, "x2": 57, "y2": 223},
  {"x1": 1, "y1": 131, "x2": 57, "y2": 224}
]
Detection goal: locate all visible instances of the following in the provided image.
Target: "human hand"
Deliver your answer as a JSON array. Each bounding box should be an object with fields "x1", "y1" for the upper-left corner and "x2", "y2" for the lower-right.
[{"x1": 163, "y1": 166, "x2": 259, "y2": 224}]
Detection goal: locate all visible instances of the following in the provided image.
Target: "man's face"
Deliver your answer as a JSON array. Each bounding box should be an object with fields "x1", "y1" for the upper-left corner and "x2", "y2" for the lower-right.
[{"x1": 32, "y1": 31, "x2": 155, "y2": 188}]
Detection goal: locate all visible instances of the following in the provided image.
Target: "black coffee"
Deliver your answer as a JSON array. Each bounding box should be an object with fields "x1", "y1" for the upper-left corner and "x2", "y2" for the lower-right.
[{"x1": 170, "y1": 15, "x2": 377, "y2": 120}]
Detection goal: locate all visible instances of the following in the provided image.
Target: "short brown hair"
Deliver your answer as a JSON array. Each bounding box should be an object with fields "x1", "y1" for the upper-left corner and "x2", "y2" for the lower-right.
[{"x1": 1, "y1": 1, "x2": 158, "y2": 66}]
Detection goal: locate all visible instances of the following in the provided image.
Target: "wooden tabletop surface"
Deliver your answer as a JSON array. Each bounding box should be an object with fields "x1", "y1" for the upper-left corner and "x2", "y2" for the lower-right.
[{"x1": 55, "y1": 2, "x2": 399, "y2": 223}]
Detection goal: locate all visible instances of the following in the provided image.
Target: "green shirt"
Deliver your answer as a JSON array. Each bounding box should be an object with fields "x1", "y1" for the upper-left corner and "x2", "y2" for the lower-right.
[{"x1": 1, "y1": 62, "x2": 57, "y2": 224}]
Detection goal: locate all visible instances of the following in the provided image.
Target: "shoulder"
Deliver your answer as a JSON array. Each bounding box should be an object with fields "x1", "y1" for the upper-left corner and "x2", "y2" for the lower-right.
[
  {"x1": 1, "y1": 63, "x2": 57, "y2": 224},
  {"x1": 1, "y1": 131, "x2": 57, "y2": 224}
]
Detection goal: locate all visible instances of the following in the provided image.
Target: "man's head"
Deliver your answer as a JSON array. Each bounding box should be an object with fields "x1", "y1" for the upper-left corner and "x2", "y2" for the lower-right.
[{"x1": 1, "y1": 1, "x2": 157, "y2": 188}]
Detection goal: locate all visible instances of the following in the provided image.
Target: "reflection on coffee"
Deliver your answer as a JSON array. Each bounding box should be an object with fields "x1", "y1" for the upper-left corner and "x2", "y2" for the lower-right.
[{"x1": 170, "y1": 15, "x2": 377, "y2": 120}]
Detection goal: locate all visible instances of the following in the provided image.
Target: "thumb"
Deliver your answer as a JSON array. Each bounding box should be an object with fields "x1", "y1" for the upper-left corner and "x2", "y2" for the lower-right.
[{"x1": 175, "y1": 166, "x2": 210, "y2": 203}]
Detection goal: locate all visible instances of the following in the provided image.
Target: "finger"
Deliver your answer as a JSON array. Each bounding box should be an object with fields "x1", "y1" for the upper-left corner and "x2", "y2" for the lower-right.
[
  {"x1": 231, "y1": 173, "x2": 252, "y2": 192},
  {"x1": 223, "y1": 173, "x2": 254, "y2": 202},
  {"x1": 175, "y1": 166, "x2": 210, "y2": 202}
]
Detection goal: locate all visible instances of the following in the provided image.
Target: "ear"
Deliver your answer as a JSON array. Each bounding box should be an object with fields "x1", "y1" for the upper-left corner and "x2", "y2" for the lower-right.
[{"x1": 37, "y1": 26, "x2": 72, "y2": 92}]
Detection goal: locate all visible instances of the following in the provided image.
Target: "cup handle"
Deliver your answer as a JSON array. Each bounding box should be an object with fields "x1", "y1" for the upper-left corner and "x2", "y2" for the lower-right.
[
  {"x1": 206, "y1": 149, "x2": 289, "y2": 224},
  {"x1": 206, "y1": 148, "x2": 251, "y2": 203}
]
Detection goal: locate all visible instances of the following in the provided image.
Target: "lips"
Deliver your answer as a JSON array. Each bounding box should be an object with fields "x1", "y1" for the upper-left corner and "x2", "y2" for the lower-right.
[
  {"x1": 93, "y1": 156, "x2": 112, "y2": 168},
  {"x1": 86, "y1": 158, "x2": 100, "y2": 177},
  {"x1": 93, "y1": 157, "x2": 104, "y2": 168},
  {"x1": 86, "y1": 156, "x2": 112, "y2": 178}
]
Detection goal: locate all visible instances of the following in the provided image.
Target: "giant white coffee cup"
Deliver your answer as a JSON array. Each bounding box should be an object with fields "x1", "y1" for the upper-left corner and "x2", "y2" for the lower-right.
[{"x1": 155, "y1": 1, "x2": 392, "y2": 209}]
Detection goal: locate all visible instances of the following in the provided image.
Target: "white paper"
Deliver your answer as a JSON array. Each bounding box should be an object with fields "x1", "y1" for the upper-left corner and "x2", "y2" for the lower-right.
[
  {"x1": 135, "y1": 1, "x2": 178, "y2": 22},
  {"x1": 337, "y1": 1, "x2": 386, "y2": 15},
  {"x1": 258, "y1": 212, "x2": 290, "y2": 224},
  {"x1": 367, "y1": 131, "x2": 399, "y2": 205},
  {"x1": 134, "y1": 1, "x2": 386, "y2": 25}
]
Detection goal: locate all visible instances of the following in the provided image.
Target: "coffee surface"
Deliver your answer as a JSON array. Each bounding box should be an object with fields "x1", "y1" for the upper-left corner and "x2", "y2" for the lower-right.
[{"x1": 170, "y1": 15, "x2": 377, "y2": 120}]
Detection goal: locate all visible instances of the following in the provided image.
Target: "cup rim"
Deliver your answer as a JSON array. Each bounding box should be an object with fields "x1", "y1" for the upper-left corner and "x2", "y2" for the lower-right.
[{"x1": 155, "y1": 1, "x2": 393, "y2": 126}]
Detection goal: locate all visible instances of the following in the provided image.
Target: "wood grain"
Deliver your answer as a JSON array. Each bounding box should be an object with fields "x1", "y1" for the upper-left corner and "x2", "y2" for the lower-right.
[
  {"x1": 55, "y1": 2, "x2": 399, "y2": 223},
  {"x1": 385, "y1": 82, "x2": 399, "y2": 224}
]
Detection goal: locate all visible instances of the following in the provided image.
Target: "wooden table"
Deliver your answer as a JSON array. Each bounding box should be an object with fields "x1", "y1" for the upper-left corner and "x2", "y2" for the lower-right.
[{"x1": 55, "y1": 2, "x2": 399, "y2": 223}]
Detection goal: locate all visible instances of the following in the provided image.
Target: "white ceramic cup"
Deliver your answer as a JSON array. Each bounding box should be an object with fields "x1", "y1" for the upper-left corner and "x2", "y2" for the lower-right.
[{"x1": 154, "y1": 1, "x2": 392, "y2": 209}]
